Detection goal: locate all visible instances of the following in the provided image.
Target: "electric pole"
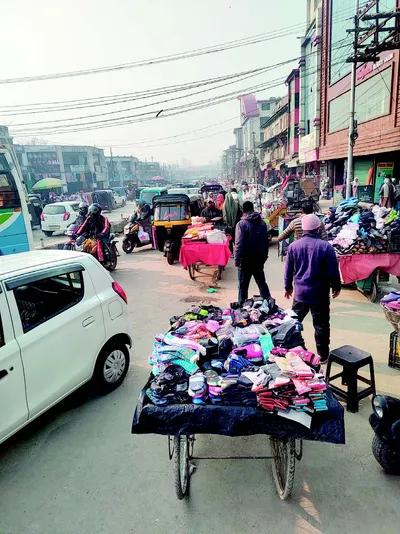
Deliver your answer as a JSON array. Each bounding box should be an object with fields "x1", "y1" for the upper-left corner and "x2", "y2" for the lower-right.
[
  {"x1": 252, "y1": 131, "x2": 257, "y2": 184},
  {"x1": 346, "y1": 0, "x2": 360, "y2": 199}
]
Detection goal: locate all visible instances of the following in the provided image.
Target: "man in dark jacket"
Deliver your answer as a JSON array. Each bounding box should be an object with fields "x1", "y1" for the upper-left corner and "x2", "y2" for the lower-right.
[
  {"x1": 201, "y1": 200, "x2": 222, "y2": 221},
  {"x1": 235, "y1": 201, "x2": 271, "y2": 305},
  {"x1": 284, "y1": 213, "x2": 341, "y2": 363}
]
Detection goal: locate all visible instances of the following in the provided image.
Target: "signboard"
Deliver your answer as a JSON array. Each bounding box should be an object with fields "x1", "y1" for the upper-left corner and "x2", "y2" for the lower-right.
[
  {"x1": 374, "y1": 162, "x2": 394, "y2": 203},
  {"x1": 70, "y1": 165, "x2": 85, "y2": 172},
  {"x1": 357, "y1": 185, "x2": 374, "y2": 203}
]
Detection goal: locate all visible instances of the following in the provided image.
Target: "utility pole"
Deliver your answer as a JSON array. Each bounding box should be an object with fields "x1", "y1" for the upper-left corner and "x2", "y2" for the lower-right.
[
  {"x1": 252, "y1": 131, "x2": 257, "y2": 183},
  {"x1": 346, "y1": 0, "x2": 360, "y2": 199}
]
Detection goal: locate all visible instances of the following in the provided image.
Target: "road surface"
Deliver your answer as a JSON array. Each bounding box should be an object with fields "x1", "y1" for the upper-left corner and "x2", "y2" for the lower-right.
[{"x1": 0, "y1": 248, "x2": 399, "y2": 534}]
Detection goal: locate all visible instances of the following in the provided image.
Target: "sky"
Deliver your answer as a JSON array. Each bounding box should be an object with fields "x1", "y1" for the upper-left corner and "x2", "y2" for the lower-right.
[{"x1": 0, "y1": 0, "x2": 305, "y2": 165}]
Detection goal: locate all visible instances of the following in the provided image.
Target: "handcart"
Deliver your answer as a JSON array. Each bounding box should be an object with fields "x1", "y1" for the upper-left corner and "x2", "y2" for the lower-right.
[
  {"x1": 179, "y1": 238, "x2": 231, "y2": 283},
  {"x1": 132, "y1": 386, "x2": 345, "y2": 501},
  {"x1": 338, "y1": 253, "x2": 400, "y2": 303}
]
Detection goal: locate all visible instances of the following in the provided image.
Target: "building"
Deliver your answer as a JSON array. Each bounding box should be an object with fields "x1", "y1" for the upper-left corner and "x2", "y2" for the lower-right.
[
  {"x1": 221, "y1": 145, "x2": 238, "y2": 182},
  {"x1": 259, "y1": 95, "x2": 289, "y2": 184},
  {"x1": 237, "y1": 94, "x2": 278, "y2": 182},
  {"x1": 14, "y1": 144, "x2": 108, "y2": 194},
  {"x1": 137, "y1": 161, "x2": 162, "y2": 185},
  {"x1": 285, "y1": 69, "x2": 301, "y2": 172},
  {"x1": 298, "y1": 0, "x2": 323, "y2": 177},
  {"x1": 319, "y1": 0, "x2": 400, "y2": 204},
  {"x1": 106, "y1": 156, "x2": 139, "y2": 187}
]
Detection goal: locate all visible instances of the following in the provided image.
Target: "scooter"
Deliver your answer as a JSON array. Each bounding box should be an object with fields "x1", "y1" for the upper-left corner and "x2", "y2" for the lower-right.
[
  {"x1": 63, "y1": 223, "x2": 83, "y2": 251},
  {"x1": 370, "y1": 394, "x2": 400, "y2": 474},
  {"x1": 122, "y1": 215, "x2": 152, "y2": 253}
]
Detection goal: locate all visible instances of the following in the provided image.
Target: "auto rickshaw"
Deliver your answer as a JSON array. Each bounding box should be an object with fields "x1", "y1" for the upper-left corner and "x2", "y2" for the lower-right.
[
  {"x1": 152, "y1": 194, "x2": 191, "y2": 265},
  {"x1": 92, "y1": 190, "x2": 115, "y2": 212},
  {"x1": 200, "y1": 183, "x2": 225, "y2": 206}
]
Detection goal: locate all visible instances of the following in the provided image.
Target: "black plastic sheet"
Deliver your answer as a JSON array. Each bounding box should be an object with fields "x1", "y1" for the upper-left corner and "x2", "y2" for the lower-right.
[{"x1": 132, "y1": 379, "x2": 345, "y2": 444}]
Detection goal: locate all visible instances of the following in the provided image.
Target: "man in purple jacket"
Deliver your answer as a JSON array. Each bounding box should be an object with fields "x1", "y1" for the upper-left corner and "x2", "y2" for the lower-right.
[
  {"x1": 235, "y1": 201, "x2": 271, "y2": 305},
  {"x1": 284, "y1": 214, "x2": 341, "y2": 363}
]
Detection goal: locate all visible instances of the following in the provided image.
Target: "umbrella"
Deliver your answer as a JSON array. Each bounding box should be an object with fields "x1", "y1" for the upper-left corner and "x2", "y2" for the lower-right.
[
  {"x1": 151, "y1": 176, "x2": 164, "y2": 181},
  {"x1": 32, "y1": 178, "x2": 63, "y2": 190}
]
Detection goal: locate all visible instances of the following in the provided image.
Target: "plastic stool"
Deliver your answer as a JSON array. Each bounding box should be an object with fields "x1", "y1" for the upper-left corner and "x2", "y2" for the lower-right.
[{"x1": 326, "y1": 345, "x2": 376, "y2": 413}]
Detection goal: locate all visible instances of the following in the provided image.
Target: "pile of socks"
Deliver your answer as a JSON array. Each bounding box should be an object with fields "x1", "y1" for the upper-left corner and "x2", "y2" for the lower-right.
[
  {"x1": 146, "y1": 365, "x2": 191, "y2": 406},
  {"x1": 188, "y1": 373, "x2": 208, "y2": 404}
]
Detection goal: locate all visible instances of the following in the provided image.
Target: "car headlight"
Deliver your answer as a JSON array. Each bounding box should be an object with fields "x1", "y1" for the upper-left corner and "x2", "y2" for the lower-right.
[{"x1": 372, "y1": 395, "x2": 388, "y2": 419}]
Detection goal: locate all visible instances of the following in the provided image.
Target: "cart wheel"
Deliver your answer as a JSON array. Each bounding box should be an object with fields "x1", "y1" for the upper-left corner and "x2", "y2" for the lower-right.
[
  {"x1": 217, "y1": 265, "x2": 224, "y2": 280},
  {"x1": 188, "y1": 264, "x2": 196, "y2": 280},
  {"x1": 174, "y1": 436, "x2": 191, "y2": 500},
  {"x1": 270, "y1": 437, "x2": 296, "y2": 500}
]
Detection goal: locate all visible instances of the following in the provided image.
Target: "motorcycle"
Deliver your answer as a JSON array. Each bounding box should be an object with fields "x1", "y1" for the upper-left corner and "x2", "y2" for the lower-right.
[
  {"x1": 122, "y1": 215, "x2": 152, "y2": 253},
  {"x1": 64, "y1": 224, "x2": 118, "y2": 272},
  {"x1": 370, "y1": 394, "x2": 400, "y2": 475}
]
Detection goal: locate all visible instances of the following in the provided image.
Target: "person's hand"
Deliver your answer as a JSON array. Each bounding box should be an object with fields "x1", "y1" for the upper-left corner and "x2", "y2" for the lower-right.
[
  {"x1": 284, "y1": 290, "x2": 293, "y2": 299},
  {"x1": 235, "y1": 265, "x2": 241, "y2": 270},
  {"x1": 332, "y1": 290, "x2": 341, "y2": 299}
]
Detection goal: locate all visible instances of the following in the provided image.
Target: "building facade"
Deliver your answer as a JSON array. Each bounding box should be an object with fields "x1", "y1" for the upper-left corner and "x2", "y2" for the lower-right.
[
  {"x1": 319, "y1": 0, "x2": 400, "y2": 203},
  {"x1": 285, "y1": 69, "x2": 301, "y2": 172},
  {"x1": 259, "y1": 95, "x2": 289, "y2": 184},
  {"x1": 237, "y1": 94, "x2": 277, "y2": 182},
  {"x1": 106, "y1": 156, "x2": 138, "y2": 187},
  {"x1": 14, "y1": 144, "x2": 108, "y2": 194}
]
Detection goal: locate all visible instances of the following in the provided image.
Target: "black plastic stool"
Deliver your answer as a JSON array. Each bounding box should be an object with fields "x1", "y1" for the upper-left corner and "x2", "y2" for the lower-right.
[{"x1": 326, "y1": 345, "x2": 376, "y2": 413}]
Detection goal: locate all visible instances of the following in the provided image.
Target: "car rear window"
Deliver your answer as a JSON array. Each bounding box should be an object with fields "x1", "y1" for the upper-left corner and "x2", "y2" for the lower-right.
[
  {"x1": 70, "y1": 204, "x2": 80, "y2": 212},
  {"x1": 43, "y1": 205, "x2": 65, "y2": 215}
]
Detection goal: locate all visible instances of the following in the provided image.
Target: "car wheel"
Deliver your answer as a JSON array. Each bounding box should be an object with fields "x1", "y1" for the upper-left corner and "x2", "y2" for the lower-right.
[
  {"x1": 43, "y1": 230, "x2": 54, "y2": 237},
  {"x1": 92, "y1": 342, "x2": 130, "y2": 394}
]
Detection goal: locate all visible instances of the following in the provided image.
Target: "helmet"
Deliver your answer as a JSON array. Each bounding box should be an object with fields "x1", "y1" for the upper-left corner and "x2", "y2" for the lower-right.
[
  {"x1": 88, "y1": 203, "x2": 102, "y2": 217},
  {"x1": 79, "y1": 201, "x2": 88, "y2": 217}
]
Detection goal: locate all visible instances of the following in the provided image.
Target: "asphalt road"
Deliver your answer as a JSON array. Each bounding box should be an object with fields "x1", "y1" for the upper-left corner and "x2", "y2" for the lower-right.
[
  {"x1": 32, "y1": 201, "x2": 136, "y2": 249},
  {"x1": 0, "y1": 249, "x2": 399, "y2": 534}
]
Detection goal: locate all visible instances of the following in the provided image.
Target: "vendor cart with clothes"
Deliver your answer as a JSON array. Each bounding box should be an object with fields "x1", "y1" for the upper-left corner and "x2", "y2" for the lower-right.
[
  {"x1": 132, "y1": 300, "x2": 345, "y2": 501},
  {"x1": 324, "y1": 198, "x2": 400, "y2": 302},
  {"x1": 179, "y1": 220, "x2": 231, "y2": 283}
]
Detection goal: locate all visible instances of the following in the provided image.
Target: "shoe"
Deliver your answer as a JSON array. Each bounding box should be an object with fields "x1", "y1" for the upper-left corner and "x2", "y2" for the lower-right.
[{"x1": 320, "y1": 355, "x2": 329, "y2": 364}]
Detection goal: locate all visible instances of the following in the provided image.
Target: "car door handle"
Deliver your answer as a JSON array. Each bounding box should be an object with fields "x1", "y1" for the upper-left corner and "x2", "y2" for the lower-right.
[
  {"x1": 82, "y1": 317, "x2": 95, "y2": 327},
  {"x1": 0, "y1": 369, "x2": 8, "y2": 380}
]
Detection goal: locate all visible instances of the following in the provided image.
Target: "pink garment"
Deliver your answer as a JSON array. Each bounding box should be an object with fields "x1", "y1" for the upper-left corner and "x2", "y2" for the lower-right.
[
  {"x1": 216, "y1": 193, "x2": 224, "y2": 210},
  {"x1": 179, "y1": 240, "x2": 231, "y2": 269},
  {"x1": 339, "y1": 254, "x2": 400, "y2": 284}
]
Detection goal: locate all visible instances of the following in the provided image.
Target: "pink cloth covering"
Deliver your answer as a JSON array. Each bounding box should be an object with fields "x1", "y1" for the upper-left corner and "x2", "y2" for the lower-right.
[
  {"x1": 179, "y1": 240, "x2": 231, "y2": 269},
  {"x1": 339, "y1": 254, "x2": 400, "y2": 284}
]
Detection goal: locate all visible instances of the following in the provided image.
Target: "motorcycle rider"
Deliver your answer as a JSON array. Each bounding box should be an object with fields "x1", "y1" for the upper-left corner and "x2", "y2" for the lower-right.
[
  {"x1": 76, "y1": 203, "x2": 111, "y2": 257},
  {"x1": 76, "y1": 201, "x2": 89, "y2": 227},
  {"x1": 131, "y1": 199, "x2": 152, "y2": 245}
]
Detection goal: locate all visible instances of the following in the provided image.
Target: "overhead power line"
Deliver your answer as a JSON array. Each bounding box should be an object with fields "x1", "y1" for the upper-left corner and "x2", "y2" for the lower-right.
[{"x1": 0, "y1": 4, "x2": 368, "y2": 86}]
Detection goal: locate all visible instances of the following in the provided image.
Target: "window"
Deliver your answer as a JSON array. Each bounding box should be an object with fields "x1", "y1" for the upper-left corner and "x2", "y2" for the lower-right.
[
  {"x1": 43, "y1": 204, "x2": 66, "y2": 215},
  {"x1": 14, "y1": 271, "x2": 84, "y2": 333},
  {"x1": 260, "y1": 132, "x2": 265, "y2": 143},
  {"x1": 261, "y1": 103, "x2": 270, "y2": 111},
  {"x1": 70, "y1": 203, "x2": 80, "y2": 212},
  {"x1": 0, "y1": 171, "x2": 20, "y2": 209},
  {"x1": 154, "y1": 203, "x2": 189, "y2": 221},
  {"x1": 328, "y1": 67, "x2": 392, "y2": 132}
]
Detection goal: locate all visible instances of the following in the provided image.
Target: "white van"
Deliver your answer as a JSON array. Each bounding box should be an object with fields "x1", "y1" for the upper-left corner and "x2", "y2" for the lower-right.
[{"x1": 0, "y1": 250, "x2": 131, "y2": 445}]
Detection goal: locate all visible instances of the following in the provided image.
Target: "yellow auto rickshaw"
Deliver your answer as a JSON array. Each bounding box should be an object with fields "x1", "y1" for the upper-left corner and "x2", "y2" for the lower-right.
[{"x1": 152, "y1": 194, "x2": 191, "y2": 265}]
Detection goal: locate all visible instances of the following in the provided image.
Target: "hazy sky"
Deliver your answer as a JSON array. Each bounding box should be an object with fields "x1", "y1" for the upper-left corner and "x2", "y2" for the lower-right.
[{"x1": 0, "y1": 0, "x2": 305, "y2": 165}]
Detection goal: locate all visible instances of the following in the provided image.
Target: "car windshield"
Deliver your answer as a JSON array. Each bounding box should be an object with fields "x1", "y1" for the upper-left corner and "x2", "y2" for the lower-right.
[
  {"x1": 154, "y1": 203, "x2": 189, "y2": 221},
  {"x1": 43, "y1": 205, "x2": 66, "y2": 214}
]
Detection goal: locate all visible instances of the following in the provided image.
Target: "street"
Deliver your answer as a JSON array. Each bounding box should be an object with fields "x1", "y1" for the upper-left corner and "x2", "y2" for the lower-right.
[
  {"x1": 0, "y1": 247, "x2": 399, "y2": 534},
  {"x1": 32, "y1": 202, "x2": 136, "y2": 250}
]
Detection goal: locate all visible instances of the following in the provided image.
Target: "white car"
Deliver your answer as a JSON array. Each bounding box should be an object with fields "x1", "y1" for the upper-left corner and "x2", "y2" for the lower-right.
[
  {"x1": 41, "y1": 201, "x2": 81, "y2": 236},
  {"x1": 0, "y1": 250, "x2": 131, "y2": 446},
  {"x1": 113, "y1": 191, "x2": 125, "y2": 208}
]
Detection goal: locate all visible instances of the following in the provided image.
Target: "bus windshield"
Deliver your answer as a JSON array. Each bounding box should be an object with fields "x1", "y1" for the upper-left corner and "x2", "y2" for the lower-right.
[{"x1": 0, "y1": 148, "x2": 33, "y2": 255}]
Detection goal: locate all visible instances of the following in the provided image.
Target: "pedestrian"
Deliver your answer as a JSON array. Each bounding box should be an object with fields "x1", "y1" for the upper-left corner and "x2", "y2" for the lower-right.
[
  {"x1": 379, "y1": 177, "x2": 395, "y2": 208},
  {"x1": 277, "y1": 199, "x2": 328, "y2": 243},
  {"x1": 216, "y1": 192, "x2": 225, "y2": 211},
  {"x1": 201, "y1": 200, "x2": 221, "y2": 221},
  {"x1": 352, "y1": 176, "x2": 359, "y2": 198},
  {"x1": 284, "y1": 214, "x2": 341, "y2": 363},
  {"x1": 235, "y1": 201, "x2": 271, "y2": 305}
]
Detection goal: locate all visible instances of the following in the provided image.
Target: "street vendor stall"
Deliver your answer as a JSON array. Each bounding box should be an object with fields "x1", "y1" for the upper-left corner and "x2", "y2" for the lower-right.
[
  {"x1": 324, "y1": 198, "x2": 400, "y2": 302},
  {"x1": 132, "y1": 301, "x2": 345, "y2": 501},
  {"x1": 179, "y1": 220, "x2": 231, "y2": 282}
]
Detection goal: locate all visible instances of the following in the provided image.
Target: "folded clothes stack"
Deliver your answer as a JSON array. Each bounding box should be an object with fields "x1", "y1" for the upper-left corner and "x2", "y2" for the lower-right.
[
  {"x1": 145, "y1": 302, "x2": 326, "y2": 420},
  {"x1": 323, "y1": 198, "x2": 400, "y2": 256},
  {"x1": 380, "y1": 291, "x2": 400, "y2": 312}
]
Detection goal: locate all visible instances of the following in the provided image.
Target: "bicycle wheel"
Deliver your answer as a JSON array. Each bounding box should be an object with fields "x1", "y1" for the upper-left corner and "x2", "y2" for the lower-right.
[
  {"x1": 174, "y1": 436, "x2": 191, "y2": 499},
  {"x1": 270, "y1": 437, "x2": 296, "y2": 500},
  {"x1": 188, "y1": 264, "x2": 196, "y2": 280}
]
